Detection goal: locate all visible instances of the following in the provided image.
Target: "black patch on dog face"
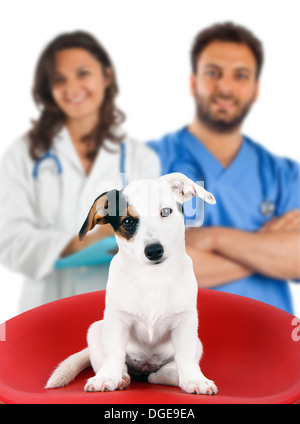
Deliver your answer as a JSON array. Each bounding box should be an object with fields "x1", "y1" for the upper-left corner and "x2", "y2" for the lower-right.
[
  {"x1": 115, "y1": 202, "x2": 139, "y2": 241},
  {"x1": 117, "y1": 215, "x2": 139, "y2": 240},
  {"x1": 106, "y1": 190, "x2": 127, "y2": 231},
  {"x1": 79, "y1": 189, "x2": 139, "y2": 241},
  {"x1": 105, "y1": 191, "x2": 139, "y2": 240}
]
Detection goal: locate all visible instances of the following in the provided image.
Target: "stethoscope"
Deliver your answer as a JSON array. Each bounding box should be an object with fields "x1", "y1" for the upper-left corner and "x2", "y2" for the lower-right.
[
  {"x1": 33, "y1": 142, "x2": 126, "y2": 181},
  {"x1": 169, "y1": 133, "x2": 275, "y2": 217},
  {"x1": 32, "y1": 143, "x2": 127, "y2": 218},
  {"x1": 32, "y1": 151, "x2": 64, "y2": 203},
  {"x1": 256, "y1": 145, "x2": 276, "y2": 217}
]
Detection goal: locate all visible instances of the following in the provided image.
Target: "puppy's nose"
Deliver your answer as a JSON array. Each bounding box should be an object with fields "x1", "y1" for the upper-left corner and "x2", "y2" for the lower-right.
[{"x1": 144, "y1": 243, "x2": 164, "y2": 262}]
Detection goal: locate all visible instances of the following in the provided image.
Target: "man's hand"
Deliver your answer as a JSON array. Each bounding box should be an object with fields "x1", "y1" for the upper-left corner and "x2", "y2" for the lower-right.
[
  {"x1": 185, "y1": 209, "x2": 300, "y2": 283},
  {"x1": 185, "y1": 210, "x2": 300, "y2": 252},
  {"x1": 259, "y1": 210, "x2": 300, "y2": 233},
  {"x1": 185, "y1": 227, "x2": 218, "y2": 251}
]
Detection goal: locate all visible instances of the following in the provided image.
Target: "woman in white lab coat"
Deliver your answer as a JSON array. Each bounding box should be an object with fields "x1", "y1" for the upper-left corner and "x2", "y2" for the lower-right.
[{"x1": 0, "y1": 31, "x2": 160, "y2": 313}]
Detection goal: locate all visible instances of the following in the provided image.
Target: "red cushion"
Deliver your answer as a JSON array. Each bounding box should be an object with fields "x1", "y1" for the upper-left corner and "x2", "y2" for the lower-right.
[{"x1": 0, "y1": 289, "x2": 300, "y2": 404}]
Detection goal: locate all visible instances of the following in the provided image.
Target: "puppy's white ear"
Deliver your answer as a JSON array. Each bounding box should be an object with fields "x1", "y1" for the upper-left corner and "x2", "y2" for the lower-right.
[{"x1": 160, "y1": 172, "x2": 216, "y2": 204}]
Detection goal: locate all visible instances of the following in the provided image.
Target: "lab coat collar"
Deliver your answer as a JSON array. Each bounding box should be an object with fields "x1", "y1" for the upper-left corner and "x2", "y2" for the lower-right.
[
  {"x1": 53, "y1": 126, "x2": 84, "y2": 175},
  {"x1": 53, "y1": 126, "x2": 122, "y2": 178}
]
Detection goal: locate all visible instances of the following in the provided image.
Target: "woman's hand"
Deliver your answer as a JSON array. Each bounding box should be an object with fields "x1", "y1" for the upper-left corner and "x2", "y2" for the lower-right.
[{"x1": 60, "y1": 224, "x2": 115, "y2": 258}]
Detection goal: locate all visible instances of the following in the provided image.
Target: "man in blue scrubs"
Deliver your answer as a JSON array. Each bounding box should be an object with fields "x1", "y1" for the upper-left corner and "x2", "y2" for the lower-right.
[{"x1": 148, "y1": 22, "x2": 300, "y2": 314}]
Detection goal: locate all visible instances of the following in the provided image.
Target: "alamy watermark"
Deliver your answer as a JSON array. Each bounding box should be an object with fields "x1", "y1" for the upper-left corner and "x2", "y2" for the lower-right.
[
  {"x1": 0, "y1": 322, "x2": 6, "y2": 342},
  {"x1": 291, "y1": 317, "x2": 300, "y2": 342},
  {"x1": 95, "y1": 175, "x2": 206, "y2": 228}
]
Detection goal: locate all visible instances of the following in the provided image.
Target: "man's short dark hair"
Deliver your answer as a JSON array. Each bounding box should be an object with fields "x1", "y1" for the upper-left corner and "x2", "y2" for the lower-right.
[{"x1": 191, "y1": 22, "x2": 264, "y2": 79}]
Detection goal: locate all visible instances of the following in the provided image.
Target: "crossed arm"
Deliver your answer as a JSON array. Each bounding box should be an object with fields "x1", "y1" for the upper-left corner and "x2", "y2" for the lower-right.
[{"x1": 185, "y1": 210, "x2": 300, "y2": 288}]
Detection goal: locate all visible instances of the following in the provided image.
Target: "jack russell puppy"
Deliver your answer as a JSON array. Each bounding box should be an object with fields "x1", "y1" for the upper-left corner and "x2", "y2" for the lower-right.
[{"x1": 46, "y1": 173, "x2": 218, "y2": 395}]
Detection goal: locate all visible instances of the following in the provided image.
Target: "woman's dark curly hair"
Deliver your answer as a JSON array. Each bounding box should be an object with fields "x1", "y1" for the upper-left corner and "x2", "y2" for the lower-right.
[{"x1": 28, "y1": 30, "x2": 125, "y2": 160}]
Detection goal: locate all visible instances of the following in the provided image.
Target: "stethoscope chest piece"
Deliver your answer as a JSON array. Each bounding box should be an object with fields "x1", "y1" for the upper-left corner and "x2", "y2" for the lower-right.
[{"x1": 260, "y1": 199, "x2": 275, "y2": 217}]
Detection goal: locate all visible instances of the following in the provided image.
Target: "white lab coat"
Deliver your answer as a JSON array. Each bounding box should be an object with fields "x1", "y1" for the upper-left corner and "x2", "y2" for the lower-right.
[{"x1": 0, "y1": 127, "x2": 160, "y2": 313}]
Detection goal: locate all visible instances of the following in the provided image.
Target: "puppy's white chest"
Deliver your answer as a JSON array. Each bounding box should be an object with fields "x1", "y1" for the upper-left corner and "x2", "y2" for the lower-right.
[
  {"x1": 125, "y1": 314, "x2": 175, "y2": 375},
  {"x1": 129, "y1": 313, "x2": 174, "y2": 345}
]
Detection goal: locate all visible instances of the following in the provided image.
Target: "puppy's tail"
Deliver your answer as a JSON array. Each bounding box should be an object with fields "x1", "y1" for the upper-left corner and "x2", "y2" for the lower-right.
[{"x1": 45, "y1": 347, "x2": 90, "y2": 389}]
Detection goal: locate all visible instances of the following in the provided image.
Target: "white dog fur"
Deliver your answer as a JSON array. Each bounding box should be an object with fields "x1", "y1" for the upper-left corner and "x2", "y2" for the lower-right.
[{"x1": 46, "y1": 173, "x2": 218, "y2": 395}]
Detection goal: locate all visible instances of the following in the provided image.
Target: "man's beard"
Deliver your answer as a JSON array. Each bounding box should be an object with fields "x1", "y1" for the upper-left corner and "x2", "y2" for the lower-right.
[{"x1": 195, "y1": 91, "x2": 255, "y2": 133}]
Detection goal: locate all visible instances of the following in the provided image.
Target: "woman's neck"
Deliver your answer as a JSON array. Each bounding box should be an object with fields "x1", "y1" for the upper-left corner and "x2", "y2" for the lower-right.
[
  {"x1": 66, "y1": 113, "x2": 99, "y2": 175},
  {"x1": 66, "y1": 113, "x2": 99, "y2": 144}
]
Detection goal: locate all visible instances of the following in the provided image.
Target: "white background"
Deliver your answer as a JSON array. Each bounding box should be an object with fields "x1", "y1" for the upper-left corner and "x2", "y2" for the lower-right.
[{"x1": 0, "y1": 0, "x2": 299, "y2": 322}]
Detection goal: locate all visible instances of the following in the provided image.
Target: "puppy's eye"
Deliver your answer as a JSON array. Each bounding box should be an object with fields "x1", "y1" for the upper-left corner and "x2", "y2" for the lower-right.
[
  {"x1": 122, "y1": 217, "x2": 135, "y2": 229},
  {"x1": 160, "y1": 208, "x2": 173, "y2": 217}
]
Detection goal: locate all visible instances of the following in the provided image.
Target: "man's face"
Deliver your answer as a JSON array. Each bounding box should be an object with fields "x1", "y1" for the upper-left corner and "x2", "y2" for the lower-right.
[{"x1": 190, "y1": 41, "x2": 259, "y2": 133}]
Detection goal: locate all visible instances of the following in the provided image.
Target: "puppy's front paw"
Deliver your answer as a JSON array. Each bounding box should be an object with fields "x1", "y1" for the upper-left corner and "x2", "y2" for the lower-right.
[
  {"x1": 84, "y1": 376, "x2": 116, "y2": 392},
  {"x1": 84, "y1": 373, "x2": 130, "y2": 392},
  {"x1": 182, "y1": 379, "x2": 218, "y2": 395}
]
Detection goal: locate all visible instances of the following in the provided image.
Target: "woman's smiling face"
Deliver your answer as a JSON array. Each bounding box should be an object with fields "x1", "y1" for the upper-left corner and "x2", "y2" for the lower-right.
[{"x1": 51, "y1": 48, "x2": 111, "y2": 123}]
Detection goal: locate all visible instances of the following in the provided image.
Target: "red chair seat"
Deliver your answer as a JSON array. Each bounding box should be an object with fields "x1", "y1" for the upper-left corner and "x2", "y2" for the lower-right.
[{"x1": 0, "y1": 289, "x2": 300, "y2": 404}]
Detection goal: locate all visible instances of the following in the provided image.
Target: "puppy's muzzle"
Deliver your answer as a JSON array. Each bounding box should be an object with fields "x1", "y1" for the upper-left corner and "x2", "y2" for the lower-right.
[{"x1": 144, "y1": 243, "x2": 164, "y2": 263}]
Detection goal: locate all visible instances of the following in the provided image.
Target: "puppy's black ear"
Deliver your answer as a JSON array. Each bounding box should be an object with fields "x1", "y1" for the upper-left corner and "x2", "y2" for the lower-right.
[{"x1": 79, "y1": 190, "x2": 119, "y2": 241}]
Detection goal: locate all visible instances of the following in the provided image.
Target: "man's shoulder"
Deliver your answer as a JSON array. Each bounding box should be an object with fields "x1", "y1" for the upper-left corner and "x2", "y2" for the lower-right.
[
  {"x1": 245, "y1": 135, "x2": 300, "y2": 175},
  {"x1": 147, "y1": 127, "x2": 185, "y2": 154},
  {"x1": 0, "y1": 133, "x2": 31, "y2": 166}
]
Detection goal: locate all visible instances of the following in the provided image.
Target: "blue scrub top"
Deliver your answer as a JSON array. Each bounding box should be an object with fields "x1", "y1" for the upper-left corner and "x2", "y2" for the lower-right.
[{"x1": 148, "y1": 127, "x2": 300, "y2": 314}]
